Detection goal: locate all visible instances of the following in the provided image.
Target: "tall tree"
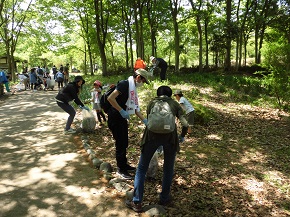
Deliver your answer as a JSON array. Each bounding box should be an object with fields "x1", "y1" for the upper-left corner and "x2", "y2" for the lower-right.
[
  {"x1": 253, "y1": 0, "x2": 278, "y2": 64},
  {"x1": 133, "y1": 0, "x2": 146, "y2": 59},
  {"x1": 224, "y1": 0, "x2": 232, "y2": 71},
  {"x1": 189, "y1": 0, "x2": 203, "y2": 72},
  {"x1": 74, "y1": 0, "x2": 96, "y2": 75},
  {"x1": 120, "y1": 0, "x2": 134, "y2": 69},
  {"x1": 93, "y1": 0, "x2": 110, "y2": 75},
  {"x1": 0, "y1": 0, "x2": 33, "y2": 81},
  {"x1": 169, "y1": 0, "x2": 181, "y2": 73}
]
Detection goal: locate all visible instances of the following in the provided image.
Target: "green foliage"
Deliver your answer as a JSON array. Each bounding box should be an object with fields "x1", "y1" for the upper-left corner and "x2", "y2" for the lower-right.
[{"x1": 261, "y1": 40, "x2": 290, "y2": 110}]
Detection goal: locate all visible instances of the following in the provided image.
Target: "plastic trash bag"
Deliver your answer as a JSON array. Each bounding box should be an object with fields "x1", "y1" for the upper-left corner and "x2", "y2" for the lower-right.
[
  {"x1": 81, "y1": 110, "x2": 96, "y2": 133},
  {"x1": 147, "y1": 151, "x2": 159, "y2": 178},
  {"x1": 15, "y1": 83, "x2": 25, "y2": 91}
]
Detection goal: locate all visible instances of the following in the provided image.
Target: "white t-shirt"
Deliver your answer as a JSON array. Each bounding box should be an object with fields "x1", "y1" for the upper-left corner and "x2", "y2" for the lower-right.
[{"x1": 179, "y1": 96, "x2": 194, "y2": 114}]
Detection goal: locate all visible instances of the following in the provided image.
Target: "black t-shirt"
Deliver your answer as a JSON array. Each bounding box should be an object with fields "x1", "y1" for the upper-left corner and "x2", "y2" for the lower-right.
[{"x1": 115, "y1": 80, "x2": 129, "y2": 110}]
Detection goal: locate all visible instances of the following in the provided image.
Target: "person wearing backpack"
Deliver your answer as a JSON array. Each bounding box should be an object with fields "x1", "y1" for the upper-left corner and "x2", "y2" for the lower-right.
[
  {"x1": 56, "y1": 71, "x2": 64, "y2": 90},
  {"x1": 107, "y1": 69, "x2": 151, "y2": 180},
  {"x1": 126, "y1": 85, "x2": 188, "y2": 213}
]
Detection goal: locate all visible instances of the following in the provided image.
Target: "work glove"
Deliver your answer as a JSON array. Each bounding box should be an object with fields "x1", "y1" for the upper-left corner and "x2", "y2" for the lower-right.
[
  {"x1": 80, "y1": 105, "x2": 90, "y2": 111},
  {"x1": 142, "y1": 118, "x2": 148, "y2": 126},
  {"x1": 119, "y1": 109, "x2": 130, "y2": 120},
  {"x1": 178, "y1": 135, "x2": 185, "y2": 143}
]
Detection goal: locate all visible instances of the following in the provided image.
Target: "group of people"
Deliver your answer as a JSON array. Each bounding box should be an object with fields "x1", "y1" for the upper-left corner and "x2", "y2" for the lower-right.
[
  {"x1": 134, "y1": 56, "x2": 168, "y2": 81},
  {"x1": 53, "y1": 63, "x2": 70, "y2": 90},
  {"x1": 16, "y1": 64, "x2": 70, "y2": 91},
  {"x1": 55, "y1": 66, "x2": 195, "y2": 213}
]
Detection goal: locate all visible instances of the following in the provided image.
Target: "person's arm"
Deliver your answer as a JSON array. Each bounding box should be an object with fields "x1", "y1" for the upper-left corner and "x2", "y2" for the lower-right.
[
  {"x1": 175, "y1": 102, "x2": 188, "y2": 139},
  {"x1": 135, "y1": 110, "x2": 145, "y2": 120},
  {"x1": 107, "y1": 89, "x2": 123, "y2": 112},
  {"x1": 69, "y1": 86, "x2": 84, "y2": 107}
]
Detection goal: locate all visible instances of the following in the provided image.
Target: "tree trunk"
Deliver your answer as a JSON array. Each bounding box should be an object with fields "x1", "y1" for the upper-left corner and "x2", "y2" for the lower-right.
[
  {"x1": 87, "y1": 44, "x2": 94, "y2": 76},
  {"x1": 170, "y1": 0, "x2": 180, "y2": 73},
  {"x1": 224, "y1": 0, "x2": 232, "y2": 71},
  {"x1": 94, "y1": 0, "x2": 108, "y2": 75},
  {"x1": 204, "y1": 18, "x2": 209, "y2": 68},
  {"x1": 196, "y1": 15, "x2": 203, "y2": 72}
]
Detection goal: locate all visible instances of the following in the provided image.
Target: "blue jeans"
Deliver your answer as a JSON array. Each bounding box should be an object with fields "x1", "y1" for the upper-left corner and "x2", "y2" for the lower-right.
[
  {"x1": 133, "y1": 142, "x2": 176, "y2": 204},
  {"x1": 57, "y1": 102, "x2": 76, "y2": 130}
]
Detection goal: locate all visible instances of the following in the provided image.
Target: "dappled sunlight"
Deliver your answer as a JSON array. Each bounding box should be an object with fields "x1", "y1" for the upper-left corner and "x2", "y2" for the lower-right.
[
  {"x1": 27, "y1": 205, "x2": 58, "y2": 217},
  {"x1": 198, "y1": 87, "x2": 215, "y2": 95},
  {"x1": 39, "y1": 153, "x2": 79, "y2": 172},
  {"x1": 206, "y1": 134, "x2": 222, "y2": 140},
  {"x1": 240, "y1": 151, "x2": 266, "y2": 164}
]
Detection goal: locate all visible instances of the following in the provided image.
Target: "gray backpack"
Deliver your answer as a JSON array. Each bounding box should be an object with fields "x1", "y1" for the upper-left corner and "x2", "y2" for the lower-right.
[{"x1": 147, "y1": 99, "x2": 175, "y2": 134}]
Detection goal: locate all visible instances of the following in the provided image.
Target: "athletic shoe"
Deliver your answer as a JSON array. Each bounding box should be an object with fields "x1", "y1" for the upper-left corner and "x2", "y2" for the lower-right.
[
  {"x1": 117, "y1": 170, "x2": 133, "y2": 180},
  {"x1": 125, "y1": 200, "x2": 142, "y2": 213},
  {"x1": 158, "y1": 195, "x2": 173, "y2": 206},
  {"x1": 125, "y1": 165, "x2": 136, "y2": 172},
  {"x1": 64, "y1": 128, "x2": 76, "y2": 134}
]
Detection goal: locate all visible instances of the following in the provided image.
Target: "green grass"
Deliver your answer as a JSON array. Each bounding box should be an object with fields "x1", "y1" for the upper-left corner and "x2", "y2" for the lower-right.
[{"x1": 78, "y1": 72, "x2": 278, "y2": 124}]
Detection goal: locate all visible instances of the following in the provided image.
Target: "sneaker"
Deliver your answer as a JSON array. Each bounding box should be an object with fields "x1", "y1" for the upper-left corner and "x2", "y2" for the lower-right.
[
  {"x1": 125, "y1": 164, "x2": 136, "y2": 172},
  {"x1": 158, "y1": 195, "x2": 173, "y2": 206},
  {"x1": 117, "y1": 170, "x2": 133, "y2": 180},
  {"x1": 125, "y1": 200, "x2": 142, "y2": 213},
  {"x1": 64, "y1": 128, "x2": 76, "y2": 134}
]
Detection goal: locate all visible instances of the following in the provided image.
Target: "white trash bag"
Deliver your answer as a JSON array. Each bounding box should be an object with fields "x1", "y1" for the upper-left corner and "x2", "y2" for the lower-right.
[{"x1": 81, "y1": 110, "x2": 96, "y2": 133}]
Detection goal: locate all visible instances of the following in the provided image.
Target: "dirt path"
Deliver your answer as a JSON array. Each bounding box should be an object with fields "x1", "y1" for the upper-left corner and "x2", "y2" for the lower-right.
[{"x1": 0, "y1": 90, "x2": 138, "y2": 217}]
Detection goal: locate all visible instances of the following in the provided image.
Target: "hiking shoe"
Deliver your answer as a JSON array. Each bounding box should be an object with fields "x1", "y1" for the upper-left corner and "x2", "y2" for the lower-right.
[
  {"x1": 125, "y1": 164, "x2": 136, "y2": 172},
  {"x1": 117, "y1": 170, "x2": 133, "y2": 180},
  {"x1": 125, "y1": 200, "x2": 142, "y2": 213},
  {"x1": 64, "y1": 128, "x2": 76, "y2": 134}
]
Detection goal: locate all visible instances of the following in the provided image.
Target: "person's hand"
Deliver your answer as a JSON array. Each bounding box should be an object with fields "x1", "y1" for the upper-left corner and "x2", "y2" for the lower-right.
[
  {"x1": 179, "y1": 135, "x2": 185, "y2": 143},
  {"x1": 80, "y1": 105, "x2": 90, "y2": 111},
  {"x1": 119, "y1": 109, "x2": 130, "y2": 119},
  {"x1": 142, "y1": 118, "x2": 148, "y2": 126}
]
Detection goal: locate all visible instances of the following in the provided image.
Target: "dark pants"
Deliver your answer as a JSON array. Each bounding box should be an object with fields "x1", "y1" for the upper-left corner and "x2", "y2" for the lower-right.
[
  {"x1": 97, "y1": 111, "x2": 106, "y2": 123},
  {"x1": 57, "y1": 102, "x2": 76, "y2": 130},
  {"x1": 107, "y1": 109, "x2": 129, "y2": 171},
  {"x1": 160, "y1": 66, "x2": 167, "y2": 81}
]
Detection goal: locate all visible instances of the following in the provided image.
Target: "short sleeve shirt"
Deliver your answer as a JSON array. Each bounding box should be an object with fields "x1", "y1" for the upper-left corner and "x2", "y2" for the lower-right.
[
  {"x1": 179, "y1": 96, "x2": 194, "y2": 114},
  {"x1": 115, "y1": 80, "x2": 129, "y2": 110}
]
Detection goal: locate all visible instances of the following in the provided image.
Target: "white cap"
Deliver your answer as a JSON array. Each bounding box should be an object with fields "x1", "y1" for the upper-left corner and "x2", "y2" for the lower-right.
[{"x1": 150, "y1": 56, "x2": 155, "y2": 62}]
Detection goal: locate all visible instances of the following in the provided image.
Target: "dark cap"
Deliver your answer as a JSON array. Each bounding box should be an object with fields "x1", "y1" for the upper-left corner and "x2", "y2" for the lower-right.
[{"x1": 74, "y1": 75, "x2": 85, "y2": 84}]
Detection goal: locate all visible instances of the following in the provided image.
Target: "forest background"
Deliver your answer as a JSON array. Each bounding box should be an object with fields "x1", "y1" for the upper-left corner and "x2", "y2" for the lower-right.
[
  {"x1": 1, "y1": 0, "x2": 289, "y2": 111},
  {"x1": 0, "y1": 0, "x2": 289, "y2": 109},
  {"x1": 0, "y1": 1, "x2": 290, "y2": 216}
]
